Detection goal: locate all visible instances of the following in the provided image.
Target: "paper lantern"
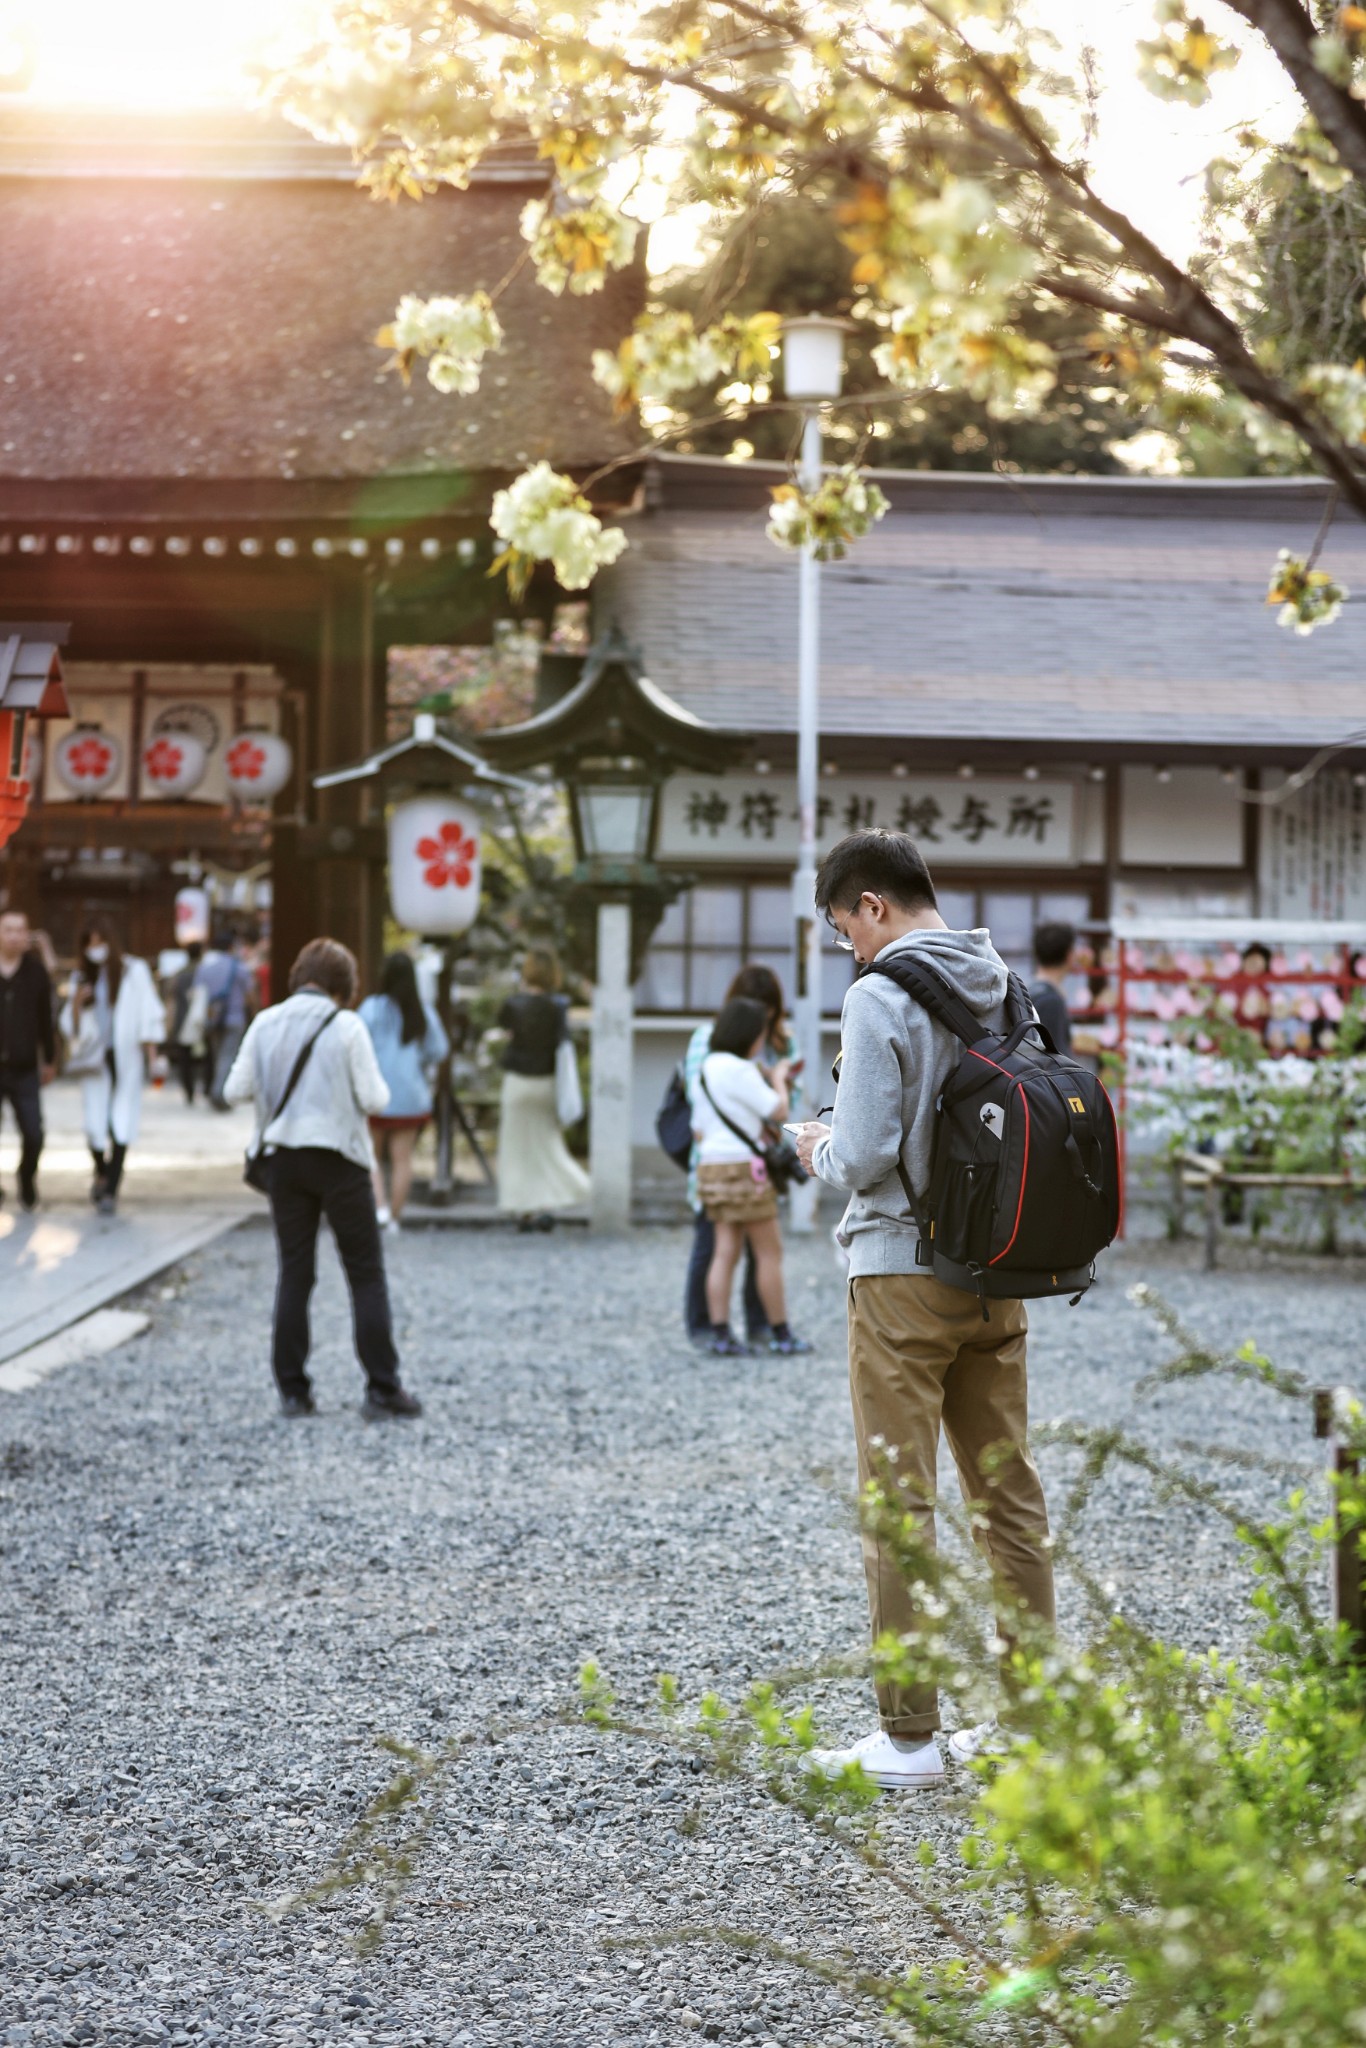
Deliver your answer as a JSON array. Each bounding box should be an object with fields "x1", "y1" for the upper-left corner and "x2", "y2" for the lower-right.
[
  {"x1": 175, "y1": 887, "x2": 210, "y2": 946},
  {"x1": 388, "y1": 795, "x2": 482, "y2": 936},
  {"x1": 54, "y1": 723, "x2": 122, "y2": 797},
  {"x1": 224, "y1": 729, "x2": 292, "y2": 804},
  {"x1": 141, "y1": 730, "x2": 207, "y2": 799}
]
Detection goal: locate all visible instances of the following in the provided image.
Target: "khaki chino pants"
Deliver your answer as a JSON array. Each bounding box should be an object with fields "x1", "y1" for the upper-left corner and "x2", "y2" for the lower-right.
[{"x1": 847, "y1": 1273, "x2": 1055, "y2": 1736}]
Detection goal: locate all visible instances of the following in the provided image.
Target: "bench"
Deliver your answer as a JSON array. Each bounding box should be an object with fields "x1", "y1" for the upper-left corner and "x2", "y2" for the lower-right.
[{"x1": 1175, "y1": 1152, "x2": 1363, "y2": 1268}]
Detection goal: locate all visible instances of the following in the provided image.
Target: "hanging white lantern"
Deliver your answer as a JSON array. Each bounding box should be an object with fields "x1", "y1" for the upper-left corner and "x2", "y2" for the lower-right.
[
  {"x1": 224, "y1": 729, "x2": 293, "y2": 804},
  {"x1": 388, "y1": 795, "x2": 482, "y2": 936},
  {"x1": 141, "y1": 729, "x2": 207, "y2": 800},
  {"x1": 54, "y1": 723, "x2": 122, "y2": 798},
  {"x1": 174, "y1": 887, "x2": 210, "y2": 947}
]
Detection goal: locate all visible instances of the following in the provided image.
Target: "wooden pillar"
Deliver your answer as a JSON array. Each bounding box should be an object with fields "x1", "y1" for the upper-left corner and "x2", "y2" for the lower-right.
[
  {"x1": 312, "y1": 572, "x2": 384, "y2": 989},
  {"x1": 269, "y1": 609, "x2": 328, "y2": 1003}
]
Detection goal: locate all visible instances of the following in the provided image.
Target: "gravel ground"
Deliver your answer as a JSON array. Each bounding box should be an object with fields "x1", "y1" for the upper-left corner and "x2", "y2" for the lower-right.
[{"x1": 2, "y1": 1218, "x2": 1363, "y2": 2048}]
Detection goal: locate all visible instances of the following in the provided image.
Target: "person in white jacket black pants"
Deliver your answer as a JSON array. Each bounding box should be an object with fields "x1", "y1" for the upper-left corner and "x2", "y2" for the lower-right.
[
  {"x1": 62, "y1": 919, "x2": 166, "y2": 1215},
  {"x1": 224, "y1": 937, "x2": 422, "y2": 1421}
]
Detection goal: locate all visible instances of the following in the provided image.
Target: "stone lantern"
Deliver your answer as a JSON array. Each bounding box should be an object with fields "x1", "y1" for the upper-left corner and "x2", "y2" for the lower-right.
[
  {"x1": 0, "y1": 623, "x2": 70, "y2": 850},
  {"x1": 478, "y1": 625, "x2": 732, "y2": 1233}
]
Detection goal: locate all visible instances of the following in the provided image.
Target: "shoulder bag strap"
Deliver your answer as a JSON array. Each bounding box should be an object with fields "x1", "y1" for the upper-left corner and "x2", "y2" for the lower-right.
[
  {"x1": 699, "y1": 1070, "x2": 765, "y2": 1161},
  {"x1": 263, "y1": 1010, "x2": 338, "y2": 1133}
]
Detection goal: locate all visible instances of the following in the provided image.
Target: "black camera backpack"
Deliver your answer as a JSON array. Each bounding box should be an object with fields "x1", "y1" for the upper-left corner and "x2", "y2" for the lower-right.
[{"x1": 866, "y1": 953, "x2": 1121, "y2": 1309}]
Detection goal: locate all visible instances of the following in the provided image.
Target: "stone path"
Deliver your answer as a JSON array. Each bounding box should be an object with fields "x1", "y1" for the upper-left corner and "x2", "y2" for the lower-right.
[{"x1": 1, "y1": 1221, "x2": 1362, "y2": 2048}]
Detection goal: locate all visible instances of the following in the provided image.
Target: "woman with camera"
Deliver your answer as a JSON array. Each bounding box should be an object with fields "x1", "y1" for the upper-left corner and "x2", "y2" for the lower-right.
[
  {"x1": 681, "y1": 964, "x2": 801, "y2": 1347},
  {"x1": 693, "y1": 995, "x2": 811, "y2": 1358}
]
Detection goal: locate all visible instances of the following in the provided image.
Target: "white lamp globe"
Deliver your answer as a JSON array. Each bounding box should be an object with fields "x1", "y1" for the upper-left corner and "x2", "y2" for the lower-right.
[
  {"x1": 141, "y1": 730, "x2": 207, "y2": 800},
  {"x1": 224, "y1": 730, "x2": 293, "y2": 804},
  {"x1": 780, "y1": 315, "x2": 848, "y2": 401},
  {"x1": 54, "y1": 724, "x2": 123, "y2": 798},
  {"x1": 388, "y1": 795, "x2": 482, "y2": 937}
]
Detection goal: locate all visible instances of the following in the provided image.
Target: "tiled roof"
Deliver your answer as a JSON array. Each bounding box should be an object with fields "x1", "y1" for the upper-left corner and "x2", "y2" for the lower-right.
[
  {"x1": 0, "y1": 110, "x2": 641, "y2": 485},
  {"x1": 599, "y1": 459, "x2": 1366, "y2": 757}
]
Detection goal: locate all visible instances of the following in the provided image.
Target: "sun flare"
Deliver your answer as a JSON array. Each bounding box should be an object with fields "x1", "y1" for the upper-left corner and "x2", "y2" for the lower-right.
[{"x1": 0, "y1": 0, "x2": 323, "y2": 107}]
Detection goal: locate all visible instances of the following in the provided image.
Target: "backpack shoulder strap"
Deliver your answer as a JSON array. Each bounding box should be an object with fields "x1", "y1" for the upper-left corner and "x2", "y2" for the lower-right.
[
  {"x1": 865, "y1": 952, "x2": 985, "y2": 1047},
  {"x1": 1003, "y1": 969, "x2": 1036, "y2": 1032}
]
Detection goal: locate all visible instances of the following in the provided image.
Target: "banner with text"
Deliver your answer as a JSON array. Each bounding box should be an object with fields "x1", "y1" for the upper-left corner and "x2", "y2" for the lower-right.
[
  {"x1": 657, "y1": 774, "x2": 1078, "y2": 866},
  {"x1": 1260, "y1": 771, "x2": 1366, "y2": 920}
]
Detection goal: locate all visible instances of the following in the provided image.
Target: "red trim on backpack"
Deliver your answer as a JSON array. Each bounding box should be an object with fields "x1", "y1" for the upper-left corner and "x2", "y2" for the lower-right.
[{"x1": 988, "y1": 1079, "x2": 1031, "y2": 1266}]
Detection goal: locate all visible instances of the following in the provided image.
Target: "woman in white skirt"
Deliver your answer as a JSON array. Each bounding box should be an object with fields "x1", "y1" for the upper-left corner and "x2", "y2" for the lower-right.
[
  {"x1": 496, "y1": 950, "x2": 588, "y2": 1230},
  {"x1": 60, "y1": 918, "x2": 166, "y2": 1214}
]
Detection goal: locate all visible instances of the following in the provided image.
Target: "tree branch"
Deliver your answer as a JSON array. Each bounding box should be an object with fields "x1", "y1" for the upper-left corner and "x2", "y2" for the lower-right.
[
  {"x1": 1219, "y1": 0, "x2": 1366, "y2": 186},
  {"x1": 379, "y1": 0, "x2": 1366, "y2": 518}
]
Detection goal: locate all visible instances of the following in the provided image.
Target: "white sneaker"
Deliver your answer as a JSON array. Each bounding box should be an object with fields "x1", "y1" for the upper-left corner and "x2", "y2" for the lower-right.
[
  {"x1": 376, "y1": 1205, "x2": 392, "y2": 1228},
  {"x1": 804, "y1": 1728, "x2": 944, "y2": 1790},
  {"x1": 946, "y1": 1719, "x2": 1006, "y2": 1764},
  {"x1": 384, "y1": 1214, "x2": 402, "y2": 1235}
]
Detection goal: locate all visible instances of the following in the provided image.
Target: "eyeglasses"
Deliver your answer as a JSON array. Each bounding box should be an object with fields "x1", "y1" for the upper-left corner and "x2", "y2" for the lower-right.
[{"x1": 827, "y1": 893, "x2": 881, "y2": 951}]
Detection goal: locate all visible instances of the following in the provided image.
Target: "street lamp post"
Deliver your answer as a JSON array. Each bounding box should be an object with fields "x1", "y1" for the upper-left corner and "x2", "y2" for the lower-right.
[{"x1": 781, "y1": 317, "x2": 846, "y2": 1233}]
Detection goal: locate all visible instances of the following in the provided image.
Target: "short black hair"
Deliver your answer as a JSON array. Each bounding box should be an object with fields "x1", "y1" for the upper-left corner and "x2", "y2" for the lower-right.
[
  {"x1": 1034, "y1": 921, "x2": 1076, "y2": 969},
  {"x1": 709, "y1": 996, "x2": 771, "y2": 1059},
  {"x1": 813, "y1": 830, "x2": 938, "y2": 917}
]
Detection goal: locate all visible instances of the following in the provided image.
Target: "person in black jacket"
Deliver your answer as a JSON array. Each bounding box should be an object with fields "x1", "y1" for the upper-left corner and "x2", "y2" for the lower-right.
[
  {"x1": 1030, "y1": 920, "x2": 1076, "y2": 1056},
  {"x1": 495, "y1": 949, "x2": 589, "y2": 1229},
  {"x1": 0, "y1": 907, "x2": 55, "y2": 1211}
]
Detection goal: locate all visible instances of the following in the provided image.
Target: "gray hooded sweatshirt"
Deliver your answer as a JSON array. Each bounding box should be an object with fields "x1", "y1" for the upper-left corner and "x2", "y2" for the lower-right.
[{"x1": 810, "y1": 926, "x2": 1011, "y2": 1278}]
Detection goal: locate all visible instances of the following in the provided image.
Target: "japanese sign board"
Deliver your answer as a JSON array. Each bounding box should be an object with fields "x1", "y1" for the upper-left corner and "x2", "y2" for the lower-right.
[
  {"x1": 1261, "y1": 771, "x2": 1366, "y2": 920},
  {"x1": 657, "y1": 774, "x2": 1078, "y2": 866}
]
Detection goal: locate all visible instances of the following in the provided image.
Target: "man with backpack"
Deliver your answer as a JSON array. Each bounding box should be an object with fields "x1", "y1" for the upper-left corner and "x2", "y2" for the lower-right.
[{"x1": 792, "y1": 831, "x2": 1108, "y2": 1788}]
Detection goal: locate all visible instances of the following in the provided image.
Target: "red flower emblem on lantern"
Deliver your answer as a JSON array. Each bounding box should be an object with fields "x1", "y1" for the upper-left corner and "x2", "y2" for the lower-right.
[
  {"x1": 144, "y1": 738, "x2": 185, "y2": 783},
  {"x1": 226, "y1": 737, "x2": 267, "y2": 782},
  {"x1": 68, "y1": 737, "x2": 113, "y2": 780},
  {"x1": 416, "y1": 820, "x2": 477, "y2": 888}
]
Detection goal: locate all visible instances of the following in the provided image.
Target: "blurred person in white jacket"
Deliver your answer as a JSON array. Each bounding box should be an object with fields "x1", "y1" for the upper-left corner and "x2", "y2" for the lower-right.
[
  {"x1": 225, "y1": 937, "x2": 422, "y2": 1422},
  {"x1": 61, "y1": 918, "x2": 165, "y2": 1216}
]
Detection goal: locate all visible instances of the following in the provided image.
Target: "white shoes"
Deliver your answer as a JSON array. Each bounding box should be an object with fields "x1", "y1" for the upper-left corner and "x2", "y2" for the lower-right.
[
  {"x1": 805, "y1": 1727, "x2": 945, "y2": 1790},
  {"x1": 946, "y1": 1719, "x2": 1005, "y2": 1764},
  {"x1": 376, "y1": 1205, "x2": 392, "y2": 1227}
]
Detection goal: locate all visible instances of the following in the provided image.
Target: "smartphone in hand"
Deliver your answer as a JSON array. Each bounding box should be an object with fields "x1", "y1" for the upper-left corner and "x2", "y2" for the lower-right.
[{"x1": 782, "y1": 1122, "x2": 807, "y2": 1138}]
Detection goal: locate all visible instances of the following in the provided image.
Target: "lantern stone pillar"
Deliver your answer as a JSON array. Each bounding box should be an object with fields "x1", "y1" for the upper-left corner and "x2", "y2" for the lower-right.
[
  {"x1": 476, "y1": 626, "x2": 736, "y2": 1235},
  {"x1": 590, "y1": 898, "x2": 634, "y2": 1234}
]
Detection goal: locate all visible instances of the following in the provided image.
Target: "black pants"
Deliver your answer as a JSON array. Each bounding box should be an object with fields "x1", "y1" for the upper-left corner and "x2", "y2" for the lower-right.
[
  {"x1": 268, "y1": 1146, "x2": 400, "y2": 1400},
  {"x1": 685, "y1": 1207, "x2": 769, "y2": 1341},
  {"x1": 0, "y1": 1063, "x2": 43, "y2": 1195},
  {"x1": 90, "y1": 1142, "x2": 128, "y2": 1196},
  {"x1": 89, "y1": 1049, "x2": 127, "y2": 1197},
  {"x1": 170, "y1": 1042, "x2": 209, "y2": 1103}
]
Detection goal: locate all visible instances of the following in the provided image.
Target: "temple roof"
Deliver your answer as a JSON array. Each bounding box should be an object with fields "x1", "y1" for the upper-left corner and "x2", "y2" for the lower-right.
[
  {"x1": 479, "y1": 624, "x2": 733, "y2": 776},
  {"x1": 597, "y1": 458, "x2": 1366, "y2": 764},
  {"x1": 0, "y1": 107, "x2": 642, "y2": 491}
]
